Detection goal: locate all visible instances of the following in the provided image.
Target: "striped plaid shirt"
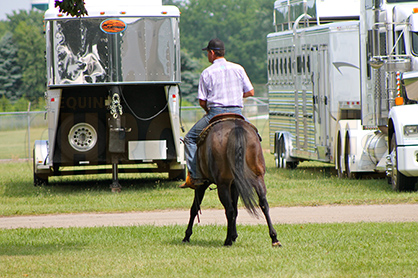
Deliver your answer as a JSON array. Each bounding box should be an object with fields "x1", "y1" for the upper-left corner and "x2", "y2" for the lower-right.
[{"x1": 198, "y1": 58, "x2": 253, "y2": 108}]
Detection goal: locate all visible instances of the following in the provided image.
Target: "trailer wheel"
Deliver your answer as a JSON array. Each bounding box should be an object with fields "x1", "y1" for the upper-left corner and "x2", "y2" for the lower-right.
[
  {"x1": 57, "y1": 113, "x2": 105, "y2": 162},
  {"x1": 276, "y1": 136, "x2": 298, "y2": 169},
  {"x1": 390, "y1": 133, "x2": 417, "y2": 191},
  {"x1": 345, "y1": 134, "x2": 359, "y2": 179},
  {"x1": 336, "y1": 133, "x2": 345, "y2": 178}
]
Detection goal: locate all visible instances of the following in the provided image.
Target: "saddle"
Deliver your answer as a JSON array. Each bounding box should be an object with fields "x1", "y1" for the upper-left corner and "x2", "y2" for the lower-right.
[{"x1": 197, "y1": 113, "x2": 261, "y2": 146}]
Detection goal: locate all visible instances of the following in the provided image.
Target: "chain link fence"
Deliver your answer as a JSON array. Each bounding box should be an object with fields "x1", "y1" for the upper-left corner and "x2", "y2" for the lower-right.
[{"x1": 0, "y1": 97, "x2": 268, "y2": 161}]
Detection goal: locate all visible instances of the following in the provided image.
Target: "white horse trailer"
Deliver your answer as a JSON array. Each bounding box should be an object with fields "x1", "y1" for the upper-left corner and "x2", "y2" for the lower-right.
[
  {"x1": 268, "y1": 0, "x2": 418, "y2": 191},
  {"x1": 33, "y1": 0, "x2": 185, "y2": 190}
]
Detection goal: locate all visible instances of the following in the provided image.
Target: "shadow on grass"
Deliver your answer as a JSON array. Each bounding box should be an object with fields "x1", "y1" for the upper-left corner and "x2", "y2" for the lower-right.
[
  {"x1": 0, "y1": 241, "x2": 86, "y2": 256},
  {"x1": 267, "y1": 163, "x2": 387, "y2": 181},
  {"x1": 3, "y1": 174, "x2": 183, "y2": 198},
  {"x1": 47, "y1": 176, "x2": 178, "y2": 191},
  {"x1": 169, "y1": 238, "x2": 225, "y2": 247}
]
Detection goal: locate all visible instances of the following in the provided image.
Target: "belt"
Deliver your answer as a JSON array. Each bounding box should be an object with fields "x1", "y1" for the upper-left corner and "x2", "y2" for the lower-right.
[{"x1": 210, "y1": 106, "x2": 241, "y2": 109}]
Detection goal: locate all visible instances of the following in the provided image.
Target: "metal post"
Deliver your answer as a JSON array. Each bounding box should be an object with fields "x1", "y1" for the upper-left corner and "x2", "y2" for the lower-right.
[
  {"x1": 27, "y1": 102, "x2": 31, "y2": 159},
  {"x1": 110, "y1": 163, "x2": 121, "y2": 193}
]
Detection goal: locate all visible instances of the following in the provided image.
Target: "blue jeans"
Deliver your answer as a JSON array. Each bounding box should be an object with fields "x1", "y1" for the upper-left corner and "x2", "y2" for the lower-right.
[{"x1": 184, "y1": 107, "x2": 243, "y2": 179}]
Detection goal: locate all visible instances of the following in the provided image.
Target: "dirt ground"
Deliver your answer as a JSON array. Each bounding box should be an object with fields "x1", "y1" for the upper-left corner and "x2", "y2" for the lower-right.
[{"x1": 1, "y1": 204, "x2": 418, "y2": 229}]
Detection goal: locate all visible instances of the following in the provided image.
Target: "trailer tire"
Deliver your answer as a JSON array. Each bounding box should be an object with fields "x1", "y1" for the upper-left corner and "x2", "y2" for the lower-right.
[
  {"x1": 276, "y1": 136, "x2": 298, "y2": 169},
  {"x1": 390, "y1": 133, "x2": 417, "y2": 191},
  {"x1": 337, "y1": 132, "x2": 345, "y2": 178},
  {"x1": 345, "y1": 134, "x2": 360, "y2": 179},
  {"x1": 57, "y1": 113, "x2": 105, "y2": 162},
  {"x1": 274, "y1": 136, "x2": 281, "y2": 168}
]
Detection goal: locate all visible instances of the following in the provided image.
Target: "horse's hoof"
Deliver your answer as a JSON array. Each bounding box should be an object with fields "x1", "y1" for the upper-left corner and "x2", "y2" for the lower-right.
[
  {"x1": 272, "y1": 241, "x2": 282, "y2": 247},
  {"x1": 224, "y1": 240, "x2": 233, "y2": 246},
  {"x1": 182, "y1": 238, "x2": 190, "y2": 243}
]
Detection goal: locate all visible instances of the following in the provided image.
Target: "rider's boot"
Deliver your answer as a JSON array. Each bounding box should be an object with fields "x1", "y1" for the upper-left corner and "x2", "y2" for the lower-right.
[{"x1": 179, "y1": 172, "x2": 203, "y2": 189}]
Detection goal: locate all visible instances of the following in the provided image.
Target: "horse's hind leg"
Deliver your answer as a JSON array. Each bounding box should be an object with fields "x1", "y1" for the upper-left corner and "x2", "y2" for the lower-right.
[
  {"x1": 218, "y1": 183, "x2": 238, "y2": 246},
  {"x1": 256, "y1": 179, "x2": 282, "y2": 247},
  {"x1": 183, "y1": 183, "x2": 209, "y2": 243},
  {"x1": 230, "y1": 183, "x2": 239, "y2": 242}
]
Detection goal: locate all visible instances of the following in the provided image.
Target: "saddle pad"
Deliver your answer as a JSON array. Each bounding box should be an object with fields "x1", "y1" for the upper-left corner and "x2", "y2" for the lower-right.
[
  {"x1": 209, "y1": 113, "x2": 245, "y2": 124},
  {"x1": 197, "y1": 114, "x2": 260, "y2": 146}
]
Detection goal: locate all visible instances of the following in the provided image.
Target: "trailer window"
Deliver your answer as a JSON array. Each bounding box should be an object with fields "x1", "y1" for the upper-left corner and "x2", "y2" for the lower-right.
[
  {"x1": 387, "y1": 0, "x2": 417, "y2": 2},
  {"x1": 412, "y1": 32, "x2": 418, "y2": 56},
  {"x1": 276, "y1": 58, "x2": 279, "y2": 76},
  {"x1": 280, "y1": 58, "x2": 283, "y2": 75},
  {"x1": 297, "y1": 56, "x2": 302, "y2": 74},
  {"x1": 284, "y1": 58, "x2": 287, "y2": 74},
  {"x1": 46, "y1": 17, "x2": 180, "y2": 85},
  {"x1": 396, "y1": 31, "x2": 406, "y2": 55},
  {"x1": 302, "y1": 55, "x2": 306, "y2": 74},
  {"x1": 379, "y1": 32, "x2": 387, "y2": 56}
]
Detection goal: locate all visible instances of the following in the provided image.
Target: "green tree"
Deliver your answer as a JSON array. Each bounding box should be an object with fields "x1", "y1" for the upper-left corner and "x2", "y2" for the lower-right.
[
  {"x1": 14, "y1": 21, "x2": 46, "y2": 101},
  {"x1": 0, "y1": 32, "x2": 22, "y2": 101},
  {"x1": 12, "y1": 96, "x2": 30, "y2": 111},
  {"x1": 180, "y1": 50, "x2": 207, "y2": 105},
  {"x1": 8, "y1": 10, "x2": 45, "y2": 103},
  {"x1": 54, "y1": 0, "x2": 88, "y2": 17},
  {"x1": 178, "y1": 0, "x2": 274, "y2": 84},
  {"x1": 0, "y1": 94, "x2": 11, "y2": 112},
  {"x1": 0, "y1": 20, "x2": 8, "y2": 39}
]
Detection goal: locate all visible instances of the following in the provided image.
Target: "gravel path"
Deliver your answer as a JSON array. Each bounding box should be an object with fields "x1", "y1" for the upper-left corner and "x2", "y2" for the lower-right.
[{"x1": 1, "y1": 204, "x2": 418, "y2": 229}]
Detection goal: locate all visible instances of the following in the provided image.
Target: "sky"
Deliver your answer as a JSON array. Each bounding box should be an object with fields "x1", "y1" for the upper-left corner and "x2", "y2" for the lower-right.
[{"x1": 0, "y1": 0, "x2": 32, "y2": 21}]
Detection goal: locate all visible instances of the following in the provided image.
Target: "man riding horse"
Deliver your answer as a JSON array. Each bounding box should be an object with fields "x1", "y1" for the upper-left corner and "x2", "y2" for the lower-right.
[{"x1": 180, "y1": 38, "x2": 255, "y2": 189}]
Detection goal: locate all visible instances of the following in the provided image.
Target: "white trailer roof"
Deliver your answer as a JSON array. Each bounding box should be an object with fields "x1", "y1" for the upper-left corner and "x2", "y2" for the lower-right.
[
  {"x1": 45, "y1": 0, "x2": 179, "y2": 20},
  {"x1": 274, "y1": 0, "x2": 360, "y2": 23}
]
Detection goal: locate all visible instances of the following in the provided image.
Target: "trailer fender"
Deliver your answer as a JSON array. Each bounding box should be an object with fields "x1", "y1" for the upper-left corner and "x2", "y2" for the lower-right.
[
  {"x1": 388, "y1": 104, "x2": 418, "y2": 147},
  {"x1": 33, "y1": 140, "x2": 50, "y2": 173},
  {"x1": 388, "y1": 104, "x2": 418, "y2": 177},
  {"x1": 274, "y1": 131, "x2": 298, "y2": 168},
  {"x1": 337, "y1": 120, "x2": 377, "y2": 177},
  {"x1": 33, "y1": 140, "x2": 51, "y2": 186}
]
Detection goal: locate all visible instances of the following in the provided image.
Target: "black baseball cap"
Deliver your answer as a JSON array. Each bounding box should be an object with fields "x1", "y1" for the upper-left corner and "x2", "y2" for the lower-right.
[{"x1": 202, "y1": 38, "x2": 225, "y2": 51}]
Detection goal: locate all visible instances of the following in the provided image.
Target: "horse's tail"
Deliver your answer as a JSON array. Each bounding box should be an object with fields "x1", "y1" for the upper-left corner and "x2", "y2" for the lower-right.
[{"x1": 226, "y1": 122, "x2": 259, "y2": 215}]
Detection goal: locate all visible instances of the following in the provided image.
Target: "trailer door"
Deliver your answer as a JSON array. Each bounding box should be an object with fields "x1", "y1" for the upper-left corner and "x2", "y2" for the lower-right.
[{"x1": 312, "y1": 45, "x2": 329, "y2": 153}]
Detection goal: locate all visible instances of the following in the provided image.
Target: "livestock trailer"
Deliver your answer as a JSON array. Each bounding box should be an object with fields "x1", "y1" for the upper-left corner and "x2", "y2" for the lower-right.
[{"x1": 33, "y1": 0, "x2": 185, "y2": 190}]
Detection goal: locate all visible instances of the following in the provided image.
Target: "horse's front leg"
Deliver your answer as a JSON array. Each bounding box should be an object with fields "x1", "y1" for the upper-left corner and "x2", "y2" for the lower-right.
[{"x1": 182, "y1": 183, "x2": 209, "y2": 243}]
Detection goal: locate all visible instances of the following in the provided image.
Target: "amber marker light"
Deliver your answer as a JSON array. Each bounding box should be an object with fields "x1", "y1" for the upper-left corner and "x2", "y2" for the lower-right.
[{"x1": 395, "y1": 97, "x2": 404, "y2": 105}]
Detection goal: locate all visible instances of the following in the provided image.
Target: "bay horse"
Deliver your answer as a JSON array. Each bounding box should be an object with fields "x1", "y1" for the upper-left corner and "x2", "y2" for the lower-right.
[{"x1": 182, "y1": 114, "x2": 281, "y2": 247}]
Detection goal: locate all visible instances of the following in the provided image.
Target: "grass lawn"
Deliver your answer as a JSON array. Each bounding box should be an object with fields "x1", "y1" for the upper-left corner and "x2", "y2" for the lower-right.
[
  {"x1": 1, "y1": 118, "x2": 418, "y2": 277},
  {"x1": 0, "y1": 157, "x2": 417, "y2": 216},
  {"x1": 1, "y1": 223, "x2": 417, "y2": 277}
]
